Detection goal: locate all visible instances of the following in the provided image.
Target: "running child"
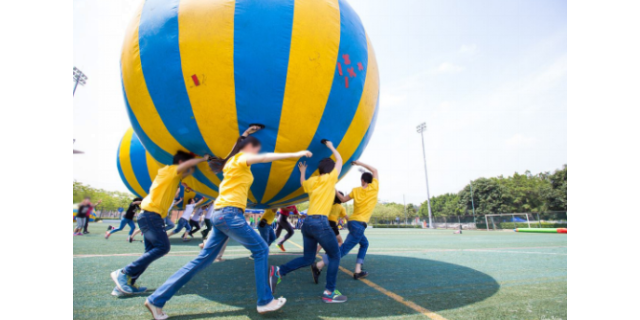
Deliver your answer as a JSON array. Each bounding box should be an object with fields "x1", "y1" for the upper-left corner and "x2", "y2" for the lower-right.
[
  {"x1": 144, "y1": 125, "x2": 310, "y2": 318},
  {"x1": 258, "y1": 209, "x2": 277, "y2": 247},
  {"x1": 105, "y1": 198, "x2": 142, "y2": 240},
  {"x1": 74, "y1": 197, "x2": 102, "y2": 236},
  {"x1": 274, "y1": 205, "x2": 299, "y2": 252},
  {"x1": 188, "y1": 205, "x2": 204, "y2": 237},
  {"x1": 109, "y1": 151, "x2": 207, "y2": 297},
  {"x1": 269, "y1": 140, "x2": 347, "y2": 303},
  {"x1": 167, "y1": 197, "x2": 204, "y2": 241},
  {"x1": 314, "y1": 160, "x2": 379, "y2": 280}
]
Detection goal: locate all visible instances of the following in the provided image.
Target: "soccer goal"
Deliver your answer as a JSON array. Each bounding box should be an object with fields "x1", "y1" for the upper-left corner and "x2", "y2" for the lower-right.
[{"x1": 485, "y1": 213, "x2": 531, "y2": 230}]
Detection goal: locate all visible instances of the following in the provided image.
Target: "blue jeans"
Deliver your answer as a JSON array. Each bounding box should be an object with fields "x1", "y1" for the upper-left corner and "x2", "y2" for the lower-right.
[
  {"x1": 172, "y1": 217, "x2": 192, "y2": 233},
  {"x1": 110, "y1": 218, "x2": 136, "y2": 236},
  {"x1": 278, "y1": 215, "x2": 340, "y2": 292},
  {"x1": 257, "y1": 223, "x2": 276, "y2": 246},
  {"x1": 330, "y1": 221, "x2": 369, "y2": 264},
  {"x1": 147, "y1": 206, "x2": 273, "y2": 308},
  {"x1": 164, "y1": 215, "x2": 175, "y2": 231},
  {"x1": 123, "y1": 212, "x2": 170, "y2": 280}
]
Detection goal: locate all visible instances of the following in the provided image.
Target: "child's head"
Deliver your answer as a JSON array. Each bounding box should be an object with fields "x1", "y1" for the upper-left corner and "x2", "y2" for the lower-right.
[
  {"x1": 239, "y1": 136, "x2": 262, "y2": 154},
  {"x1": 361, "y1": 172, "x2": 373, "y2": 186},
  {"x1": 334, "y1": 191, "x2": 344, "y2": 204},
  {"x1": 133, "y1": 197, "x2": 142, "y2": 202},
  {"x1": 82, "y1": 197, "x2": 91, "y2": 204},
  {"x1": 318, "y1": 158, "x2": 335, "y2": 174},
  {"x1": 173, "y1": 151, "x2": 196, "y2": 175},
  {"x1": 189, "y1": 198, "x2": 196, "y2": 204}
]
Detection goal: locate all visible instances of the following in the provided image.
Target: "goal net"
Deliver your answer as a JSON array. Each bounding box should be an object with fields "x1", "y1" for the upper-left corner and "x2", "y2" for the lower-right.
[{"x1": 485, "y1": 213, "x2": 532, "y2": 230}]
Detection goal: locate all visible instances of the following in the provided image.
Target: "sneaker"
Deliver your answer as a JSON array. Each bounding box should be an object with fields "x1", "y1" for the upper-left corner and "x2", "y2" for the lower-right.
[
  {"x1": 269, "y1": 266, "x2": 281, "y2": 294},
  {"x1": 73, "y1": 232, "x2": 83, "y2": 236},
  {"x1": 130, "y1": 284, "x2": 148, "y2": 294},
  {"x1": 311, "y1": 263, "x2": 321, "y2": 284},
  {"x1": 353, "y1": 271, "x2": 369, "y2": 280},
  {"x1": 257, "y1": 297, "x2": 287, "y2": 314},
  {"x1": 110, "y1": 269, "x2": 133, "y2": 294},
  {"x1": 276, "y1": 243, "x2": 286, "y2": 252},
  {"x1": 105, "y1": 231, "x2": 111, "y2": 239},
  {"x1": 322, "y1": 290, "x2": 348, "y2": 303},
  {"x1": 145, "y1": 300, "x2": 168, "y2": 320},
  {"x1": 83, "y1": 231, "x2": 90, "y2": 234},
  {"x1": 107, "y1": 225, "x2": 114, "y2": 231},
  {"x1": 111, "y1": 287, "x2": 125, "y2": 297},
  {"x1": 128, "y1": 236, "x2": 133, "y2": 243}
]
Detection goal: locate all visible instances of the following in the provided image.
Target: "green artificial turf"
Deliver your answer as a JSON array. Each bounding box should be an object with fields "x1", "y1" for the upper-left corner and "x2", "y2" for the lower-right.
[{"x1": 73, "y1": 223, "x2": 566, "y2": 320}]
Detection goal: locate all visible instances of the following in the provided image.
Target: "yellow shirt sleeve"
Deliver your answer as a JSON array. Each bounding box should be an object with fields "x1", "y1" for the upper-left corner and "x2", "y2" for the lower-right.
[{"x1": 302, "y1": 177, "x2": 313, "y2": 193}]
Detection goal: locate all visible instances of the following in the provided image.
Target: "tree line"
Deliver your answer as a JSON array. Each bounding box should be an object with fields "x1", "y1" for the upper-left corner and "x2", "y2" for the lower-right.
[{"x1": 73, "y1": 181, "x2": 136, "y2": 212}]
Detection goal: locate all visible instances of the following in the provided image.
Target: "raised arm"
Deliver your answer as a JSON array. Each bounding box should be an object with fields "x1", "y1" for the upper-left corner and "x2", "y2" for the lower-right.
[
  {"x1": 131, "y1": 201, "x2": 142, "y2": 206},
  {"x1": 245, "y1": 150, "x2": 312, "y2": 165},
  {"x1": 323, "y1": 140, "x2": 343, "y2": 176},
  {"x1": 175, "y1": 198, "x2": 183, "y2": 205},
  {"x1": 174, "y1": 188, "x2": 181, "y2": 198},
  {"x1": 298, "y1": 162, "x2": 308, "y2": 186},
  {"x1": 336, "y1": 189, "x2": 352, "y2": 203},
  {"x1": 177, "y1": 156, "x2": 209, "y2": 175},
  {"x1": 352, "y1": 160, "x2": 378, "y2": 180}
]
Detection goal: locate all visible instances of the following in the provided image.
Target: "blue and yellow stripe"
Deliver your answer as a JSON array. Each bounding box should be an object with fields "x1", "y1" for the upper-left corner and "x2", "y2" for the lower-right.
[{"x1": 121, "y1": 0, "x2": 379, "y2": 209}]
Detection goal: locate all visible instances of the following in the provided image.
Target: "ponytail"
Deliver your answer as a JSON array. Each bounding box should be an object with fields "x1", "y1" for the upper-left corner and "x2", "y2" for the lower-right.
[{"x1": 208, "y1": 136, "x2": 261, "y2": 173}]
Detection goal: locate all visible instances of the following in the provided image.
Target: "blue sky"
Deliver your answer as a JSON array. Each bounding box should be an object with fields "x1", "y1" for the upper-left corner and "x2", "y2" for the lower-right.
[{"x1": 73, "y1": 0, "x2": 567, "y2": 205}]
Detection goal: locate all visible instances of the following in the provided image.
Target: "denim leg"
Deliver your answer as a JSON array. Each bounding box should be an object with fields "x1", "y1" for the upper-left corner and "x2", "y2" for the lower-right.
[
  {"x1": 221, "y1": 211, "x2": 273, "y2": 306},
  {"x1": 356, "y1": 233, "x2": 369, "y2": 264},
  {"x1": 278, "y1": 220, "x2": 319, "y2": 276},
  {"x1": 314, "y1": 220, "x2": 340, "y2": 292},
  {"x1": 123, "y1": 212, "x2": 170, "y2": 279},
  {"x1": 147, "y1": 223, "x2": 229, "y2": 308},
  {"x1": 164, "y1": 216, "x2": 175, "y2": 232},
  {"x1": 258, "y1": 225, "x2": 270, "y2": 245},
  {"x1": 127, "y1": 219, "x2": 136, "y2": 236},
  {"x1": 268, "y1": 227, "x2": 276, "y2": 246},
  {"x1": 110, "y1": 218, "x2": 129, "y2": 234}
]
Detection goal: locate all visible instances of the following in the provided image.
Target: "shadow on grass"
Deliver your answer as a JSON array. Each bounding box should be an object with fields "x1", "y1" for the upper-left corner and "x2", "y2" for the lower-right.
[{"x1": 160, "y1": 254, "x2": 499, "y2": 319}]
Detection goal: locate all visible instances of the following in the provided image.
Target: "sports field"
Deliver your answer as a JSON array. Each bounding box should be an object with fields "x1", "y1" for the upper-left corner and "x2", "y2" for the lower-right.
[{"x1": 73, "y1": 224, "x2": 567, "y2": 320}]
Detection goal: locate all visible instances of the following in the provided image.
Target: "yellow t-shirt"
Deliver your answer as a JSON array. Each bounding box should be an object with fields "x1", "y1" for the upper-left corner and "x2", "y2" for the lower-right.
[
  {"x1": 302, "y1": 169, "x2": 339, "y2": 216},
  {"x1": 214, "y1": 152, "x2": 254, "y2": 211},
  {"x1": 261, "y1": 209, "x2": 276, "y2": 224},
  {"x1": 141, "y1": 165, "x2": 182, "y2": 218},
  {"x1": 348, "y1": 178, "x2": 379, "y2": 223},
  {"x1": 328, "y1": 204, "x2": 347, "y2": 222}
]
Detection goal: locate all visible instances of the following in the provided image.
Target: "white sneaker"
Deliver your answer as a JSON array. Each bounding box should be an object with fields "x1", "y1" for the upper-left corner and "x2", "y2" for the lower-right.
[
  {"x1": 145, "y1": 300, "x2": 168, "y2": 320},
  {"x1": 257, "y1": 297, "x2": 287, "y2": 314}
]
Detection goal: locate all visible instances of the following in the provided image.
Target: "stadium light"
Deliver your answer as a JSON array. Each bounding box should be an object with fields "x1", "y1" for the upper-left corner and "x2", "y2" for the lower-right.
[
  {"x1": 416, "y1": 122, "x2": 433, "y2": 229},
  {"x1": 73, "y1": 66, "x2": 88, "y2": 96}
]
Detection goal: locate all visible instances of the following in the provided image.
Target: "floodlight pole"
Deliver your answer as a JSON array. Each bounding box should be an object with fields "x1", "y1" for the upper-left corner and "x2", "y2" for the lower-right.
[
  {"x1": 416, "y1": 122, "x2": 433, "y2": 229},
  {"x1": 73, "y1": 67, "x2": 88, "y2": 96}
]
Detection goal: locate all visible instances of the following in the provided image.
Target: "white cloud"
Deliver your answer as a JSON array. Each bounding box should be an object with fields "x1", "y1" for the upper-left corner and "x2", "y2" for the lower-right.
[
  {"x1": 436, "y1": 62, "x2": 464, "y2": 74},
  {"x1": 506, "y1": 134, "x2": 537, "y2": 147},
  {"x1": 459, "y1": 44, "x2": 477, "y2": 55}
]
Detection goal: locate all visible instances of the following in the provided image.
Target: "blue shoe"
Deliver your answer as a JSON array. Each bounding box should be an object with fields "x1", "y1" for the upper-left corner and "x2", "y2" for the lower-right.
[
  {"x1": 110, "y1": 269, "x2": 133, "y2": 294},
  {"x1": 130, "y1": 284, "x2": 147, "y2": 294}
]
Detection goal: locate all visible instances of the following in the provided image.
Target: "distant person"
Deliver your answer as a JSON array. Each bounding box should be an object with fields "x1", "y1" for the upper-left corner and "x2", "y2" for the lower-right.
[
  {"x1": 105, "y1": 198, "x2": 142, "y2": 240},
  {"x1": 258, "y1": 209, "x2": 277, "y2": 247},
  {"x1": 108, "y1": 151, "x2": 207, "y2": 298},
  {"x1": 270, "y1": 140, "x2": 347, "y2": 304},
  {"x1": 168, "y1": 197, "x2": 205, "y2": 241},
  {"x1": 314, "y1": 160, "x2": 379, "y2": 280},
  {"x1": 274, "y1": 205, "x2": 300, "y2": 252},
  {"x1": 200, "y1": 204, "x2": 213, "y2": 240},
  {"x1": 74, "y1": 197, "x2": 102, "y2": 236},
  {"x1": 188, "y1": 205, "x2": 204, "y2": 237}
]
